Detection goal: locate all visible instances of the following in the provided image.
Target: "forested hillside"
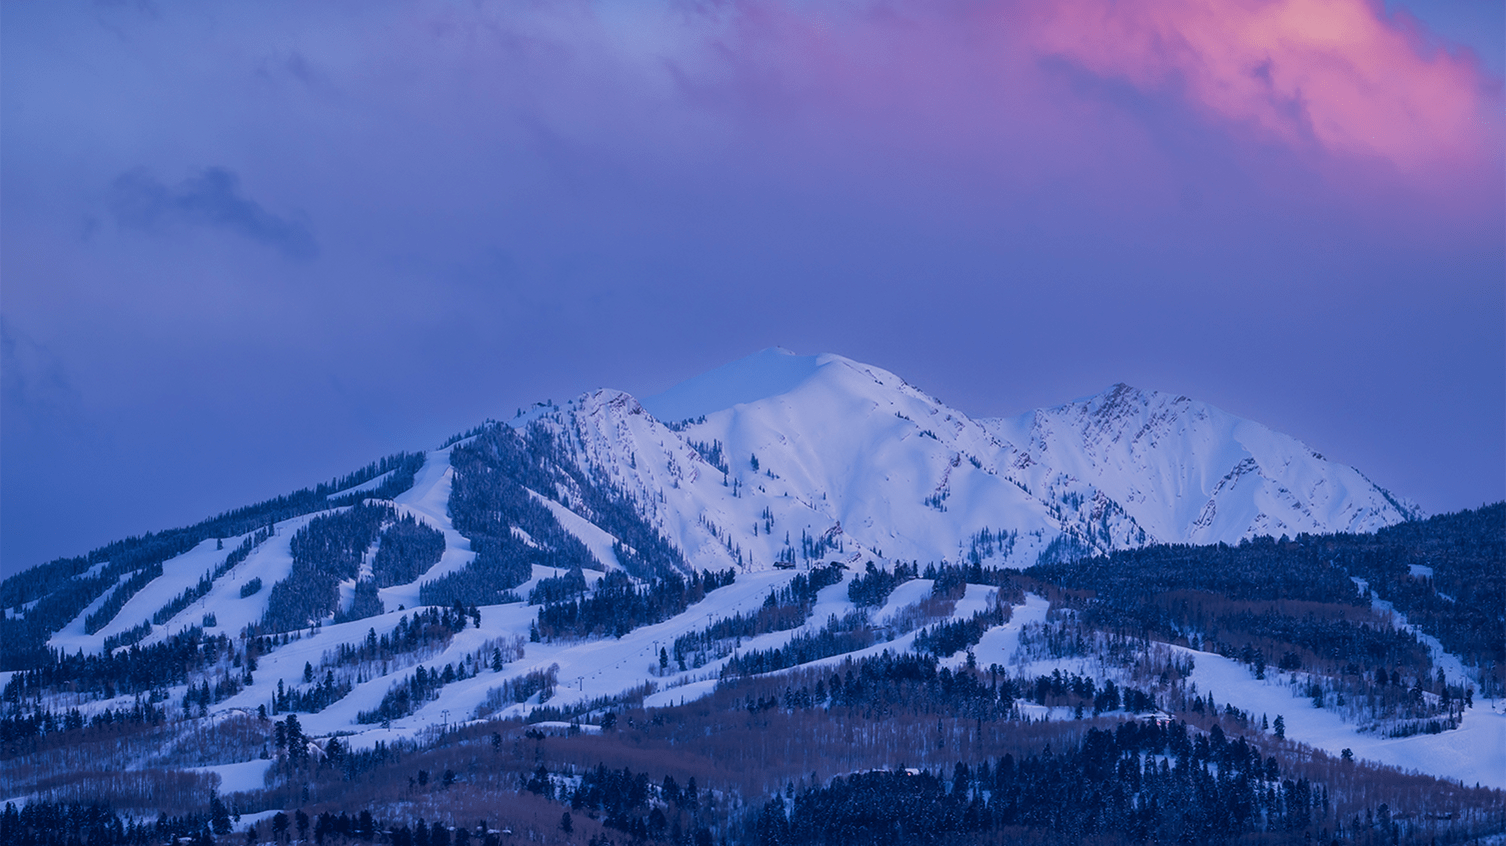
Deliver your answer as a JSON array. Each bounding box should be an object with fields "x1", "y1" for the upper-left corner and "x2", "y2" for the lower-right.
[
  {"x1": 0, "y1": 453, "x2": 424, "y2": 671},
  {"x1": 0, "y1": 352, "x2": 1498, "y2": 846},
  {"x1": 2, "y1": 499, "x2": 1500, "y2": 845},
  {"x1": 1030, "y1": 504, "x2": 1506, "y2": 699}
]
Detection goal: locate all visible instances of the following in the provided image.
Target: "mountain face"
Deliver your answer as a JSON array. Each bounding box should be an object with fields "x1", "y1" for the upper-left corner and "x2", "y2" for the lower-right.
[
  {"x1": 981, "y1": 381, "x2": 1422, "y2": 547},
  {"x1": 550, "y1": 348, "x2": 1417, "y2": 573},
  {"x1": 2, "y1": 348, "x2": 1416, "y2": 671}
]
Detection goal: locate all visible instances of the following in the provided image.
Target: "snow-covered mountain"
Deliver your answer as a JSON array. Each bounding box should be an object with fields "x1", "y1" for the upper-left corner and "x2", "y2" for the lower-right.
[
  {"x1": 12, "y1": 346, "x2": 1488, "y2": 815},
  {"x1": 534, "y1": 348, "x2": 1418, "y2": 575},
  {"x1": 13, "y1": 346, "x2": 1420, "y2": 671},
  {"x1": 983, "y1": 381, "x2": 1420, "y2": 546}
]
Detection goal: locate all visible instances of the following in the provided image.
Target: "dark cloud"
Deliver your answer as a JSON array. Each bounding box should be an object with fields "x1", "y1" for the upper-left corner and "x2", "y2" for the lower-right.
[{"x1": 107, "y1": 166, "x2": 318, "y2": 259}]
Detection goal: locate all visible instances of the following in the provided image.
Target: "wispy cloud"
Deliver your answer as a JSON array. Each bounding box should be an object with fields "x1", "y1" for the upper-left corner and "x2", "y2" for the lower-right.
[{"x1": 107, "y1": 166, "x2": 318, "y2": 259}]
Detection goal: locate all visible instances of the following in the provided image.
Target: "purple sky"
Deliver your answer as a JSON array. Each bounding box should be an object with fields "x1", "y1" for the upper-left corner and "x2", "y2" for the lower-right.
[{"x1": 3, "y1": 0, "x2": 1502, "y2": 576}]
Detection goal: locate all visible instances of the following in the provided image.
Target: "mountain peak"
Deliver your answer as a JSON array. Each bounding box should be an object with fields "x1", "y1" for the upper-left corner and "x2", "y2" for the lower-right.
[
  {"x1": 1082, "y1": 382, "x2": 1189, "y2": 410},
  {"x1": 983, "y1": 380, "x2": 1419, "y2": 544}
]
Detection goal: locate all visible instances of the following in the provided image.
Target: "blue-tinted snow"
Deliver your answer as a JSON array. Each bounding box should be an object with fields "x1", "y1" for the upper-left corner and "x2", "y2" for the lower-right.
[{"x1": 640, "y1": 347, "x2": 821, "y2": 423}]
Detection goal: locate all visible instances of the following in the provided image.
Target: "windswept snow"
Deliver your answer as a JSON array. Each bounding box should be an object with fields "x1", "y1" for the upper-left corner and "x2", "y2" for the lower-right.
[{"x1": 641, "y1": 347, "x2": 822, "y2": 423}]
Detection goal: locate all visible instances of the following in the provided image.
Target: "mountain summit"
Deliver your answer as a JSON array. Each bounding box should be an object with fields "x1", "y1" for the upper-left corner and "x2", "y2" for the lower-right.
[
  {"x1": 640, "y1": 347, "x2": 823, "y2": 421},
  {"x1": 526, "y1": 349, "x2": 1419, "y2": 575},
  {"x1": 982, "y1": 381, "x2": 1421, "y2": 547}
]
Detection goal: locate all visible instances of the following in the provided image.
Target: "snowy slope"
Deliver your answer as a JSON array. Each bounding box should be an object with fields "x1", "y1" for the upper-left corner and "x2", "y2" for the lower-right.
[
  {"x1": 36, "y1": 348, "x2": 1418, "y2": 666},
  {"x1": 962, "y1": 599, "x2": 1506, "y2": 790},
  {"x1": 14, "y1": 348, "x2": 1495, "y2": 805},
  {"x1": 380, "y1": 447, "x2": 478, "y2": 610},
  {"x1": 544, "y1": 352, "x2": 1066, "y2": 571},
  {"x1": 982, "y1": 383, "x2": 1420, "y2": 545},
  {"x1": 545, "y1": 349, "x2": 1415, "y2": 572},
  {"x1": 20, "y1": 348, "x2": 1425, "y2": 693}
]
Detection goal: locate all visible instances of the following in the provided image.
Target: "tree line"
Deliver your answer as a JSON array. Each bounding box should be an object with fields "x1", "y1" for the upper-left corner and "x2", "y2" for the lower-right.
[
  {"x1": 536, "y1": 568, "x2": 736, "y2": 641},
  {"x1": 0, "y1": 452, "x2": 423, "y2": 671},
  {"x1": 756, "y1": 719, "x2": 1313, "y2": 846},
  {"x1": 260, "y1": 503, "x2": 394, "y2": 633},
  {"x1": 673, "y1": 564, "x2": 845, "y2": 671}
]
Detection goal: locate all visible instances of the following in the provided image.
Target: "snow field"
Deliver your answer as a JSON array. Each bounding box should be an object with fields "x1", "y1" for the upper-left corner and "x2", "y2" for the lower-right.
[
  {"x1": 192, "y1": 759, "x2": 274, "y2": 795},
  {"x1": 156, "y1": 516, "x2": 315, "y2": 645},
  {"x1": 32, "y1": 523, "x2": 1505, "y2": 800},
  {"x1": 46, "y1": 570, "x2": 137, "y2": 655},
  {"x1": 557, "y1": 348, "x2": 1415, "y2": 609},
  {"x1": 235, "y1": 566, "x2": 811, "y2": 752},
  {"x1": 944, "y1": 592, "x2": 1052, "y2": 673},
  {"x1": 61, "y1": 598, "x2": 1495, "y2": 797},
  {"x1": 531, "y1": 492, "x2": 623, "y2": 570},
  {"x1": 959, "y1": 598, "x2": 1506, "y2": 791},
  {"x1": 982, "y1": 383, "x2": 1413, "y2": 545},
  {"x1": 380, "y1": 449, "x2": 475, "y2": 611},
  {"x1": 48, "y1": 524, "x2": 297, "y2": 655},
  {"x1": 1171, "y1": 645, "x2": 1506, "y2": 790},
  {"x1": 260, "y1": 562, "x2": 1013, "y2": 751},
  {"x1": 951, "y1": 583, "x2": 999, "y2": 619},
  {"x1": 475, "y1": 567, "x2": 829, "y2": 724},
  {"x1": 873, "y1": 580, "x2": 934, "y2": 626}
]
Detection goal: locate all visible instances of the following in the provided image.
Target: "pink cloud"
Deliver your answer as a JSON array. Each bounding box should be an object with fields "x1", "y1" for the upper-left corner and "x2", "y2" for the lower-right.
[
  {"x1": 1028, "y1": 0, "x2": 1499, "y2": 173},
  {"x1": 293, "y1": 0, "x2": 1500, "y2": 227}
]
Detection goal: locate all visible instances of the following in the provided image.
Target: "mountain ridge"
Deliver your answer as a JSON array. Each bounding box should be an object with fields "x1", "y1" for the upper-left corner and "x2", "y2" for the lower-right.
[
  {"x1": 2, "y1": 349, "x2": 1420, "y2": 668},
  {"x1": 6, "y1": 351, "x2": 1503, "y2": 843},
  {"x1": 555, "y1": 349, "x2": 1418, "y2": 570}
]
